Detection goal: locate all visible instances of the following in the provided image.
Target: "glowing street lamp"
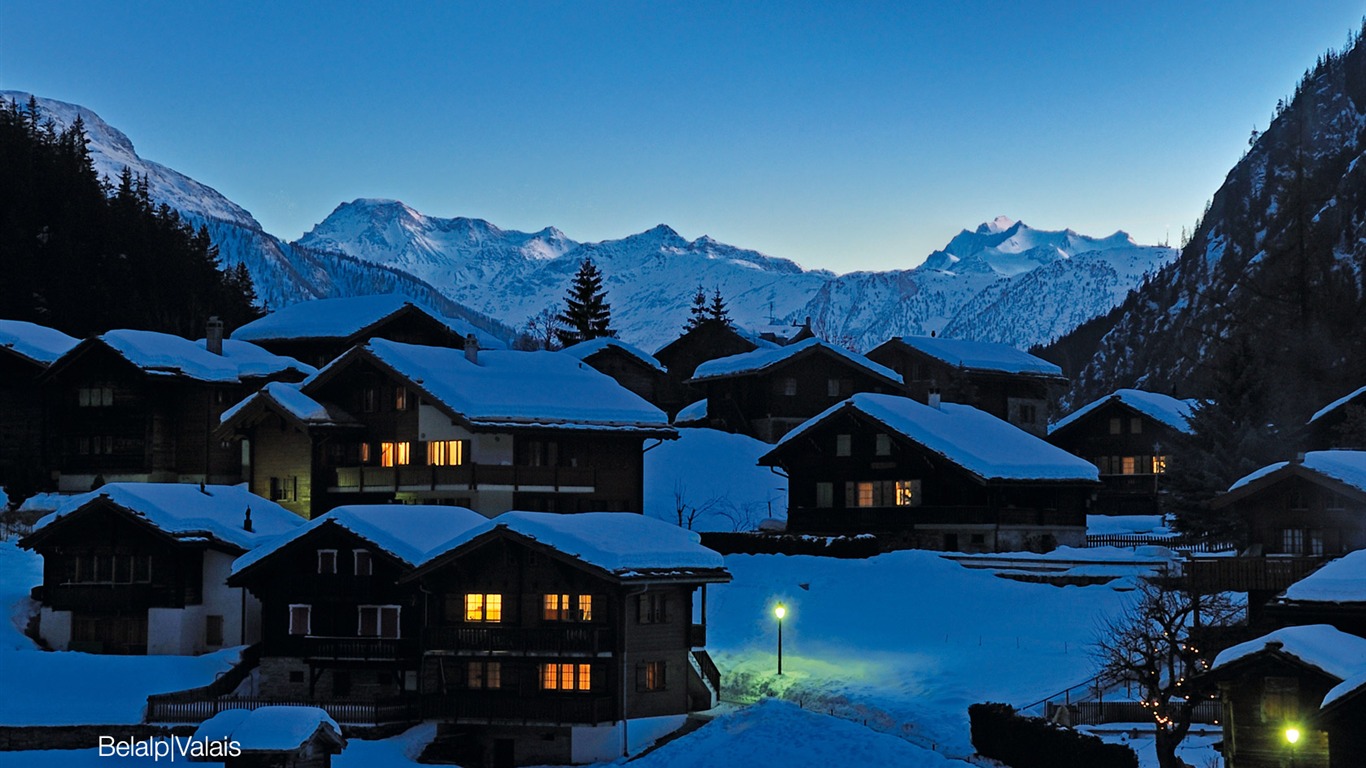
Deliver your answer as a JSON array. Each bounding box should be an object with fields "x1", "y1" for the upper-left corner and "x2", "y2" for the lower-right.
[
  {"x1": 1285, "y1": 726, "x2": 1301, "y2": 767},
  {"x1": 774, "y1": 603, "x2": 786, "y2": 675}
]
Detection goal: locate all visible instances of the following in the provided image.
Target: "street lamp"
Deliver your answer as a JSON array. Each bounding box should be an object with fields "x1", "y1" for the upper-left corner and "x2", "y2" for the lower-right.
[
  {"x1": 1285, "y1": 726, "x2": 1301, "y2": 767},
  {"x1": 774, "y1": 603, "x2": 786, "y2": 675}
]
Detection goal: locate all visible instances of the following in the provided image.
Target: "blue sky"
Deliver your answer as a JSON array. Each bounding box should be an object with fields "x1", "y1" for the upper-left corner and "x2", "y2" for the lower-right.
[{"x1": 1, "y1": 1, "x2": 1362, "y2": 272}]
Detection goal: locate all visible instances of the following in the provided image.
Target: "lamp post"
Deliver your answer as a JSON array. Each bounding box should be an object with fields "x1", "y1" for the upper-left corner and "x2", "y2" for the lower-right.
[
  {"x1": 774, "y1": 603, "x2": 786, "y2": 675},
  {"x1": 1285, "y1": 726, "x2": 1300, "y2": 767}
]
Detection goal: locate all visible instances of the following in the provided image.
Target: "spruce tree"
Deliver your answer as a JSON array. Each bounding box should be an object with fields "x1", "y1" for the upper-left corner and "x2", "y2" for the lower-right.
[
  {"x1": 683, "y1": 285, "x2": 708, "y2": 331},
  {"x1": 708, "y1": 287, "x2": 732, "y2": 327},
  {"x1": 555, "y1": 257, "x2": 614, "y2": 346}
]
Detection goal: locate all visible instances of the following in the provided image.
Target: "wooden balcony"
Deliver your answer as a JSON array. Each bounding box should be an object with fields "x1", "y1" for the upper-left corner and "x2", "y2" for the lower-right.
[
  {"x1": 37, "y1": 582, "x2": 200, "y2": 610},
  {"x1": 147, "y1": 695, "x2": 419, "y2": 725},
  {"x1": 274, "y1": 636, "x2": 417, "y2": 660},
  {"x1": 328, "y1": 464, "x2": 602, "y2": 494},
  {"x1": 1184, "y1": 555, "x2": 1329, "y2": 593},
  {"x1": 424, "y1": 625, "x2": 613, "y2": 655},
  {"x1": 423, "y1": 692, "x2": 615, "y2": 725},
  {"x1": 689, "y1": 623, "x2": 707, "y2": 647},
  {"x1": 788, "y1": 505, "x2": 1084, "y2": 535}
]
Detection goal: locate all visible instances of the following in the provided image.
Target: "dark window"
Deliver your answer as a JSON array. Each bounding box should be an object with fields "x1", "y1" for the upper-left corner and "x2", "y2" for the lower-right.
[
  {"x1": 332, "y1": 670, "x2": 351, "y2": 697},
  {"x1": 354, "y1": 549, "x2": 373, "y2": 576},
  {"x1": 205, "y1": 615, "x2": 224, "y2": 647},
  {"x1": 638, "y1": 661, "x2": 667, "y2": 691},
  {"x1": 289, "y1": 605, "x2": 311, "y2": 636},
  {"x1": 358, "y1": 605, "x2": 400, "y2": 638},
  {"x1": 1130, "y1": 417, "x2": 1143, "y2": 434},
  {"x1": 468, "y1": 661, "x2": 502, "y2": 689},
  {"x1": 317, "y1": 550, "x2": 337, "y2": 574},
  {"x1": 362, "y1": 387, "x2": 379, "y2": 413},
  {"x1": 289, "y1": 670, "x2": 305, "y2": 683},
  {"x1": 638, "y1": 593, "x2": 667, "y2": 624},
  {"x1": 1109, "y1": 417, "x2": 1122, "y2": 435}
]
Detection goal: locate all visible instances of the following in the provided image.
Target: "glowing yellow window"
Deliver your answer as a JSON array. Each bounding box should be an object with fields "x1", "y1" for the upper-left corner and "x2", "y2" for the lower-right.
[
  {"x1": 380, "y1": 441, "x2": 411, "y2": 467},
  {"x1": 1153, "y1": 455, "x2": 1168, "y2": 474},
  {"x1": 857, "y1": 482, "x2": 874, "y2": 507},
  {"x1": 544, "y1": 593, "x2": 569, "y2": 621},
  {"x1": 577, "y1": 595, "x2": 593, "y2": 621},
  {"x1": 427, "y1": 439, "x2": 466, "y2": 466},
  {"x1": 541, "y1": 663, "x2": 592, "y2": 691},
  {"x1": 1121, "y1": 456, "x2": 1137, "y2": 475},
  {"x1": 894, "y1": 480, "x2": 918, "y2": 506},
  {"x1": 465, "y1": 593, "x2": 502, "y2": 622}
]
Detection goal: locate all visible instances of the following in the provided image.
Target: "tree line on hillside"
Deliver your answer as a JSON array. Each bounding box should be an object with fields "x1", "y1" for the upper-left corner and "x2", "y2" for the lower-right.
[{"x1": 0, "y1": 96, "x2": 258, "y2": 338}]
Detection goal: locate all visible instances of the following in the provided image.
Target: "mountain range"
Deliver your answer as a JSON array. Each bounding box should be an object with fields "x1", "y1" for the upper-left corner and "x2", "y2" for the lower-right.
[{"x1": 5, "y1": 90, "x2": 1176, "y2": 353}]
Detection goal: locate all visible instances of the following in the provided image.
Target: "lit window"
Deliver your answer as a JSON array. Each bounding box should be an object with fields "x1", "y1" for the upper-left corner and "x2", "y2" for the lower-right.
[
  {"x1": 541, "y1": 663, "x2": 592, "y2": 691},
  {"x1": 468, "y1": 661, "x2": 501, "y2": 689},
  {"x1": 856, "y1": 482, "x2": 874, "y2": 506},
  {"x1": 835, "y1": 434, "x2": 852, "y2": 457},
  {"x1": 354, "y1": 550, "x2": 373, "y2": 576},
  {"x1": 317, "y1": 550, "x2": 337, "y2": 574},
  {"x1": 640, "y1": 661, "x2": 667, "y2": 691},
  {"x1": 358, "y1": 605, "x2": 400, "y2": 638},
  {"x1": 815, "y1": 482, "x2": 834, "y2": 508},
  {"x1": 359, "y1": 442, "x2": 372, "y2": 464},
  {"x1": 844, "y1": 480, "x2": 920, "y2": 507},
  {"x1": 380, "y1": 441, "x2": 411, "y2": 467},
  {"x1": 289, "y1": 604, "x2": 311, "y2": 636},
  {"x1": 577, "y1": 594, "x2": 593, "y2": 622},
  {"x1": 1121, "y1": 457, "x2": 1137, "y2": 475},
  {"x1": 427, "y1": 439, "x2": 468, "y2": 466},
  {"x1": 465, "y1": 593, "x2": 502, "y2": 623},
  {"x1": 1152, "y1": 455, "x2": 1168, "y2": 474},
  {"x1": 894, "y1": 480, "x2": 919, "y2": 506},
  {"x1": 544, "y1": 593, "x2": 569, "y2": 621},
  {"x1": 875, "y1": 434, "x2": 892, "y2": 456},
  {"x1": 394, "y1": 387, "x2": 409, "y2": 411},
  {"x1": 543, "y1": 594, "x2": 593, "y2": 621}
]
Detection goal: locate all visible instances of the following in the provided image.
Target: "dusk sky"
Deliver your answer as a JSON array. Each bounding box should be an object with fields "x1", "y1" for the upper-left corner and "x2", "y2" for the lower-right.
[{"x1": 2, "y1": 1, "x2": 1363, "y2": 273}]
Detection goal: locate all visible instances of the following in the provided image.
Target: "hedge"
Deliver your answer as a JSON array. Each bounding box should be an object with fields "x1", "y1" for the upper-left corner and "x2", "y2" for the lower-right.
[{"x1": 968, "y1": 702, "x2": 1137, "y2": 768}]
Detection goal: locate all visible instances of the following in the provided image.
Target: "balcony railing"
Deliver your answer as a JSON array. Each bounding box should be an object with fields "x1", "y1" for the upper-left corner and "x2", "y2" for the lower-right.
[
  {"x1": 273, "y1": 636, "x2": 415, "y2": 660},
  {"x1": 329, "y1": 464, "x2": 600, "y2": 493},
  {"x1": 424, "y1": 625, "x2": 613, "y2": 655},
  {"x1": 789, "y1": 505, "x2": 1085, "y2": 534},
  {"x1": 423, "y1": 693, "x2": 615, "y2": 725},
  {"x1": 38, "y1": 582, "x2": 199, "y2": 610},
  {"x1": 1184, "y1": 556, "x2": 1328, "y2": 593},
  {"x1": 146, "y1": 695, "x2": 419, "y2": 725}
]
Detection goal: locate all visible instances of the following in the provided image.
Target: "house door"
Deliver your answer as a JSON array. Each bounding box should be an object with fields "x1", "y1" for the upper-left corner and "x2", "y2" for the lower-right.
[{"x1": 492, "y1": 738, "x2": 515, "y2": 768}]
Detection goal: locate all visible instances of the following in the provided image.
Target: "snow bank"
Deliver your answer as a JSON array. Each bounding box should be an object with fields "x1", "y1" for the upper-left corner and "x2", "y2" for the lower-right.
[
  {"x1": 644, "y1": 428, "x2": 786, "y2": 532},
  {"x1": 1086, "y1": 515, "x2": 1173, "y2": 536},
  {"x1": 195, "y1": 706, "x2": 341, "y2": 751}
]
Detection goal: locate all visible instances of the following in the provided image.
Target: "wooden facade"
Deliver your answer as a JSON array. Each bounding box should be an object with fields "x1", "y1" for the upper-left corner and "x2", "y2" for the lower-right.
[
  {"x1": 562, "y1": 341, "x2": 666, "y2": 407},
  {"x1": 653, "y1": 322, "x2": 764, "y2": 417},
  {"x1": 865, "y1": 337, "x2": 1067, "y2": 437},
  {"x1": 233, "y1": 303, "x2": 469, "y2": 370},
  {"x1": 0, "y1": 344, "x2": 62, "y2": 495},
  {"x1": 1304, "y1": 385, "x2": 1366, "y2": 451}
]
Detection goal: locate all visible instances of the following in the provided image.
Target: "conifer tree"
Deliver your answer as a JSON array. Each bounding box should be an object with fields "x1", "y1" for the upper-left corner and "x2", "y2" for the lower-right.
[
  {"x1": 708, "y1": 287, "x2": 732, "y2": 327},
  {"x1": 683, "y1": 285, "x2": 708, "y2": 331},
  {"x1": 555, "y1": 257, "x2": 614, "y2": 346}
]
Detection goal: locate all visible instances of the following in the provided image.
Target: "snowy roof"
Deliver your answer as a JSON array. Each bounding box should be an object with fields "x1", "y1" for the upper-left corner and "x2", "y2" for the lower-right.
[
  {"x1": 1050, "y1": 389, "x2": 1196, "y2": 436},
  {"x1": 691, "y1": 338, "x2": 902, "y2": 385},
  {"x1": 66, "y1": 329, "x2": 314, "y2": 383},
  {"x1": 194, "y1": 706, "x2": 342, "y2": 752},
  {"x1": 1210, "y1": 625, "x2": 1366, "y2": 681},
  {"x1": 1323, "y1": 670, "x2": 1366, "y2": 711},
  {"x1": 1226, "y1": 451, "x2": 1366, "y2": 495},
  {"x1": 1310, "y1": 384, "x2": 1366, "y2": 425},
  {"x1": 219, "y1": 381, "x2": 360, "y2": 428},
  {"x1": 0, "y1": 319, "x2": 78, "y2": 367},
  {"x1": 561, "y1": 337, "x2": 666, "y2": 373},
  {"x1": 30, "y1": 483, "x2": 303, "y2": 551},
  {"x1": 232, "y1": 504, "x2": 488, "y2": 576},
  {"x1": 674, "y1": 399, "x2": 708, "y2": 424},
  {"x1": 1280, "y1": 550, "x2": 1366, "y2": 604},
  {"x1": 888, "y1": 336, "x2": 1065, "y2": 378},
  {"x1": 767, "y1": 393, "x2": 1099, "y2": 482},
  {"x1": 417, "y1": 511, "x2": 729, "y2": 578},
  {"x1": 316, "y1": 339, "x2": 673, "y2": 433},
  {"x1": 230, "y1": 293, "x2": 502, "y2": 349}
]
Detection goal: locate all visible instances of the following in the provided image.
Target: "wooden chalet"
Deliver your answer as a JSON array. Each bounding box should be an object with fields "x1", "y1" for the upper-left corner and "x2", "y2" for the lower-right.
[
  {"x1": 1187, "y1": 452, "x2": 1366, "y2": 604},
  {"x1": 229, "y1": 293, "x2": 503, "y2": 370},
  {"x1": 687, "y1": 338, "x2": 905, "y2": 443},
  {"x1": 865, "y1": 336, "x2": 1067, "y2": 436},
  {"x1": 19, "y1": 484, "x2": 302, "y2": 655},
  {"x1": 1047, "y1": 389, "x2": 1196, "y2": 515},
  {"x1": 758, "y1": 393, "x2": 1099, "y2": 552},
  {"x1": 228, "y1": 505, "x2": 487, "y2": 707},
  {"x1": 1264, "y1": 550, "x2": 1366, "y2": 639},
  {"x1": 41, "y1": 327, "x2": 314, "y2": 493},
  {"x1": 652, "y1": 321, "x2": 771, "y2": 417},
  {"x1": 1305, "y1": 385, "x2": 1366, "y2": 450},
  {"x1": 560, "y1": 338, "x2": 666, "y2": 407},
  {"x1": 218, "y1": 339, "x2": 676, "y2": 519},
  {"x1": 0, "y1": 320, "x2": 78, "y2": 493},
  {"x1": 1204, "y1": 625, "x2": 1366, "y2": 768},
  {"x1": 193, "y1": 706, "x2": 346, "y2": 767},
  {"x1": 401, "y1": 511, "x2": 730, "y2": 767}
]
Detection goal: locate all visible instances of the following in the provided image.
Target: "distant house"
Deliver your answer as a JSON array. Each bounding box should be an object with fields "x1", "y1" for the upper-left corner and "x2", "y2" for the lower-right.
[
  {"x1": 1204, "y1": 625, "x2": 1366, "y2": 768},
  {"x1": 864, "y1": 336, "x2": 1067, "y2": 436},
  {"x1": 402, "y1": 511, "x2": 731, "y2": 767},
  {"x1": 42, "y1": 327, "x2": 314, "y2": 492},
  {"x1": 757, "y1": 393, "x2": 1099, "y2": 551},
  {"x1": 1265, "y1": 550, "x2": 1366, "y2": 638},
  {"x1": 1305, "y1": 385, "x2": 1366, "y2": 450},
  {"x1": 20, "y1": 484, "x2": 303, "y2": 654},
  {"x1": 561, "y1": 338, "x2": 666, "y2": 406},
  {"x1": 0, "y1": 320, "x2": 78, "y2": 492},
  {"x1": 230, "y1": 294, "x2": 504, "y2": 370},
  {"x1": 687, "y1": 338, "x2": 904, "y2": 443},
  {"x1": 1048, "y1": 389, "x2": 1196, "y2": 515},
  {"x1": 194, "y1": 706, "x2": 346, "y2": 767},
  {"x1": 228, "y1": 505, "x2": 487, "y2": 705},
  {"x1": 652, "y1": 322, "x2": 775, "y2": 416},
  {"x1": 219, "y1": 339, "x2": 675, "y2": 519}
]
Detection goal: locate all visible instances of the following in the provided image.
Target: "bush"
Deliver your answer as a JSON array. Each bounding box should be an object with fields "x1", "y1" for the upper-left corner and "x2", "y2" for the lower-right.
[{"x1": 968, "y1": 702, "x2": 1137, "y2": 768}]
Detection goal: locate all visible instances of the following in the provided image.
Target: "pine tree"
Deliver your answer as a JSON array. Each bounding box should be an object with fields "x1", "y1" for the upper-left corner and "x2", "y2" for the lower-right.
[
  {"x1": 708, "y1": 287, "x2": 732, "y2": 327},
  {"x1": 683, "y1": 285, "x2": 708, "y2": 331},
  {"x1": 555, "y1": 258, "x2": 614, "y2": 346}
]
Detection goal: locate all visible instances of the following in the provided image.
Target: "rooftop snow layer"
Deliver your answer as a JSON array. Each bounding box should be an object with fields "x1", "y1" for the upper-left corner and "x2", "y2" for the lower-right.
[
  {"x1": 346, "y1": 339, "x2": 672, "y2": 431},
  {"x1": 1280, "y1": 550, "x2": 1366, "y2": 603},
  {"x1": 421, "y1": 510, "x2": 727, "y2": 574},
  {"x1": 232, "y1": 504, "x2": 488, "y2": 575},
  {"x1": 33, "y1": 483, "x2": 303, "y2": 551},
  {"x1": 674, "y1": 399, "x2": 708, "y2": 424},
  {"x1": 195, "y1": 706, "x2": 341, "y2": 752},
  {"x1": 691, "y1": 338, "x2": 901, "y2": 384},
  {"x1": 1051, "y1": 389, "x2": 1196, "y2": 435},
  {"x1": 230, "y1": 293, "x2": 502, "y2": 348},
  {"x1": 1310, "y1": 384, "x2": 1366, "y2": 425},
  {"x1": 95, "y1": 329, "x2": 313, "y2": 382},
  {"x1": 1211, "y1": 624, "x2": 1366, "y2": 680},
  {"x1": 771, "y1": 393, "x2": 1099, "y2": 482},
  {"x1": 561, "y1": 337, "x2": 666, "y2": 372},
  {"x1": 219, "y1": 381, "x2": 357, "y2": 427},
  {"x1": 1228, "y1": 451, "x2": 1366, "y2": 494},
  {"x1": 1323, "y1": 670, "x2": 1366, "y2": 710},
  {"x1": 892, "y1": 336, "x2": 1064, "y2": 377},
  {"x1": 0, "y1": 320, "x2": 78, "y2": 367}
]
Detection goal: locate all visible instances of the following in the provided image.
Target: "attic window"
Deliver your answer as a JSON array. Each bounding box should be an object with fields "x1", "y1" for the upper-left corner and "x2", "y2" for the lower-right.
[
  {"x1": 875, "y1": 434, "x2": 892, "y2": 456},
  {"x1": 317, "y1": 550, "x2": 337, "y2": 574},
  {"x1": 1130, "y1": 417, "x2": 1143, "y2": 434},
  {"x1": 394, "y1": 387, "x2": 410, "y2": 411},
  {"x1": 777, "y1": 377, "x2": 798, "y2": 397},
  {"x1": 362, "y1": 387, "x2": 379, "y2": 413},
  {"x1": 77, "y1": 386, "x2": 114, "y2": 407},
  {"x1": 835, "y1": 434, "x2": 852, "y2": 457},
  {"x1": 354, "y1": 550, "x2": 373, "y2": 576}
]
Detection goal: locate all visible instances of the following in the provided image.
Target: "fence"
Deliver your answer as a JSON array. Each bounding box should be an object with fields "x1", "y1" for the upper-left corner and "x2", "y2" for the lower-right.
[
  {"x1": 1045, "y1": 700, "x2": 1221, "y2": 726},
  {"x1": 146, "y1": 695, "x2": 419, "y2": 725},
  {"x1": 1084, "y1": 534, "x2": 1236, "y2": 553}
]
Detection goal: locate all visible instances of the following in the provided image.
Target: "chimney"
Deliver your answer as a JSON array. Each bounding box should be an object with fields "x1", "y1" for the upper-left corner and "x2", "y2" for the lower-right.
[
  {"x1": 243, "y1": 507, "x2": 253, "y2": 533},
  {"x1": 928, "y1": 387, "x2": 941, "y2": 410},
  {"x1": 463, "y1": 333, "x2": 479, "y2": 364},
  {"x1": 206, "y1": 316, "x2": 224, "y2": 355}
]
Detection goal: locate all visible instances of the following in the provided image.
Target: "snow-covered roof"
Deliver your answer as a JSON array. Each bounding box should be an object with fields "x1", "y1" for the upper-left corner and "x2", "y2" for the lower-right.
[
  {"x1": 194, "y1": 706, "x2": 342, "y2": 752},
  {"x1": 1050, "y1": 389, "x2": 1196, "y2": 436},
  {"x1": 0, "y1": 319, "x2": 78, "y2": 367},
  {"x1": 30, "y1": 483, "x2": 303, "y2": 551},
  {"x1": 1227, "y1": 451, "x2": 1366, "y2": 495},
  {"x1": 232, "y1": 504, "x2": 488, "y2": 576},
  {"x1": 70, "y1": 329, "x2": 315, "y2": 383},
  {"x1": 219, "y1": 381, "x2": 360, "y2": 428},
  {"x1": 320, "y1": 339, "x2": 673, "y2": 433},
  {"x1": 691, "y1": 338, "x2": 902, "y2": 385},
  {"x1": 230, "y1": 293, "x2": 502, "y2": 349},
  {"x1": 17, "y1": 492, "x2": 68, "y2": 514},
  {"x1": 888, "y1": 336, "x2": 1065, "y2": 378},
  {"x1": 561, "y1": 337, "x2": 666, "y2": 373},
  {"x1": 674, "y1": 399, "x2": 708, "y2": 425},
  {"x1": 1309, "y1": 384, "x2": 1366, "y2": 425},
  {"x1": 1280, "y1": 550, "x2": 1366, "y2": 604},
  {"x1": 768, "y1": 393, "x2": 1099, "y2": 482},
  {"x1": 1210, "y1": 624, "x2": 1366, "y2": 681},
  {"x1": 1323, "y1": 670, "x2": 1366, "y2": 711},
  {"x1": 418, "y1": 511, "x2": 728, "y2": 578}
]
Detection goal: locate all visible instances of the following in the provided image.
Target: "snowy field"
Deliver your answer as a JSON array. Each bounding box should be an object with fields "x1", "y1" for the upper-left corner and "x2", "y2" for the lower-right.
[{"x1": 643, "y1": 428, "x2": 787, "y2": 531}]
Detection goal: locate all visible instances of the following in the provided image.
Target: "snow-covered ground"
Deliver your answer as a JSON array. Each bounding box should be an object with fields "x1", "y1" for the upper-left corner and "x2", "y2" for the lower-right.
[{"x1": 644, "y1": 428, "x2": 787, "y2": 531}]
